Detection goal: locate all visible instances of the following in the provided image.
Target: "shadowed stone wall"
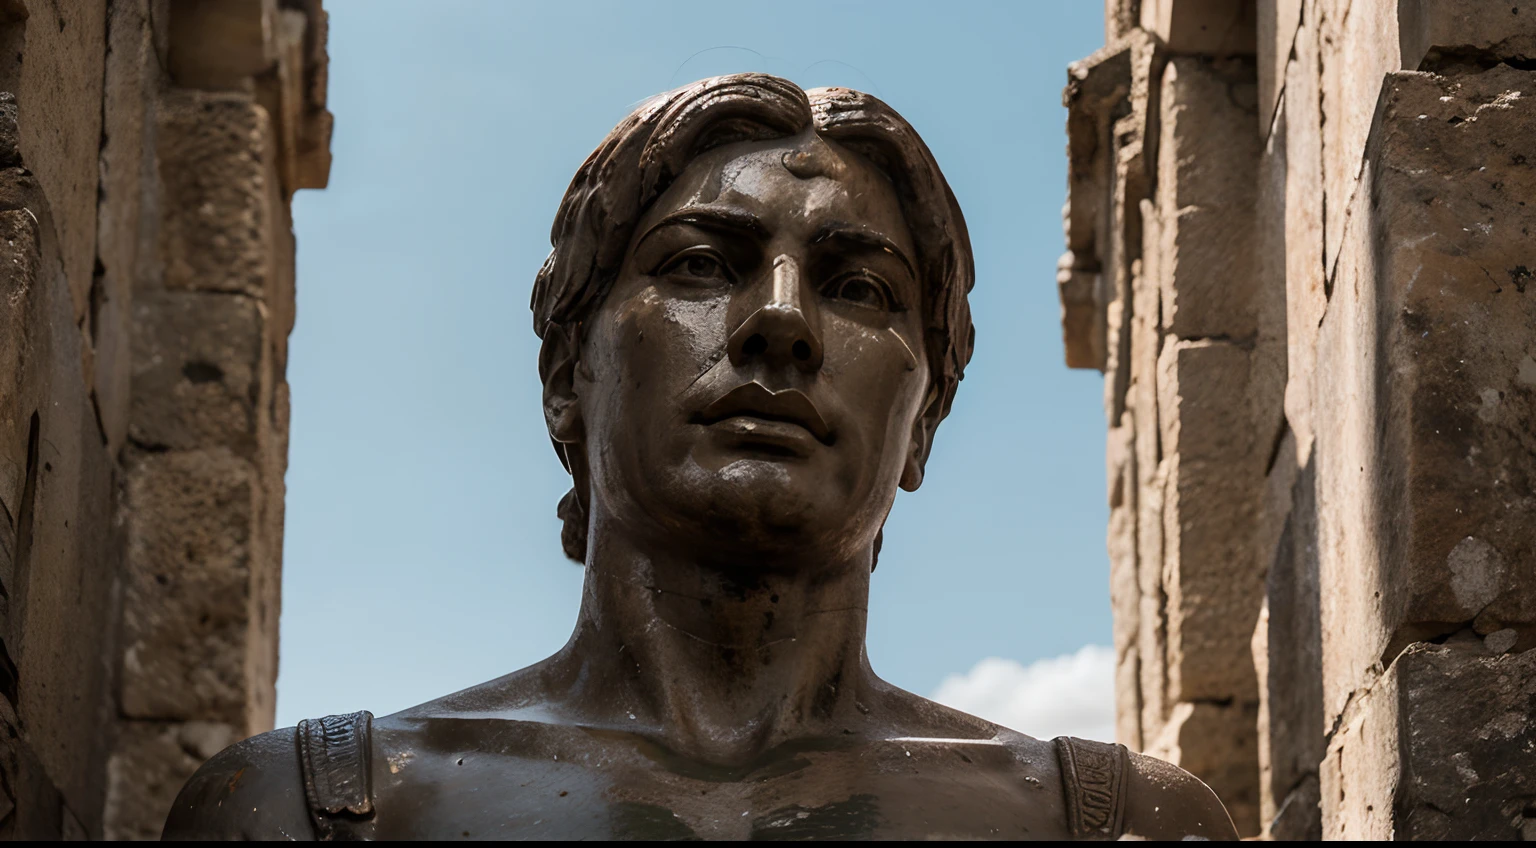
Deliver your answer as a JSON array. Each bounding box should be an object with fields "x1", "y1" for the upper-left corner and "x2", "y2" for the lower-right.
[
  {"x1": 1069, "y1": 0, "x2": 1535, "y2": 839},
  {"x1": 0, "y1": 0, "x2": 330, "y2": 838}
]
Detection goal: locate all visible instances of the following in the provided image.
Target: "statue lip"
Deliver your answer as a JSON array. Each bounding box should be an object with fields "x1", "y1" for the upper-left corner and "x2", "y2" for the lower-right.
[{"x1": 694, "y1": 382, "x2": 833, "y2": 445}]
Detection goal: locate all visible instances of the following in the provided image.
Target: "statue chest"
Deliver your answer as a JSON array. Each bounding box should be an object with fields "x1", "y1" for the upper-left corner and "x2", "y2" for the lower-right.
[{"x1": 354, "y1": 736, "x2": 1073, "y2": 840}]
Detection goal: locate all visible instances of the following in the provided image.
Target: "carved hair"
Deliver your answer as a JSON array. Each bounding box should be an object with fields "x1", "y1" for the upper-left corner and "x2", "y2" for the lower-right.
[{"x1": 532, "y1": 73, "x2": 975, "y2": 564}]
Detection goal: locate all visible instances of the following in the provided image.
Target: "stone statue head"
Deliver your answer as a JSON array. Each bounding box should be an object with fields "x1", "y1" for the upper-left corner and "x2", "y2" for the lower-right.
[{"x1": 532, "y1": 73, "x2": 974, "y2": 569}]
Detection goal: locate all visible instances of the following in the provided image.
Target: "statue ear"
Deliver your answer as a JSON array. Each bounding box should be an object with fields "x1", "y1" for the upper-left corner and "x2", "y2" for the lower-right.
[
  {"x1": 899, "y1": 382, "x2": 945, "y2": 492},
  {"x1": 539, "y1": 322, "x2": 584, "y2": 456}
]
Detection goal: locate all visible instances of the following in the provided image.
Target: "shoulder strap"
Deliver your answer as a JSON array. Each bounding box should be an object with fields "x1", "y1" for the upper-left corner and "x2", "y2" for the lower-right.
[
  {"x1": 1052, "y1": 735, "x2": 1130, "y2": 840},
  {"x1": 297, "y1": 711, "x2": 376, "y2": 841}
]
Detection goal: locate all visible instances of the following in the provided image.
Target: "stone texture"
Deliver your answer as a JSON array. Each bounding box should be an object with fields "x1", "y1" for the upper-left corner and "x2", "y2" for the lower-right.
[
  {"x1": 1324, "y1": 641, "x2": 1536, "y2": 839},
  {"x1": 1398, "y1": 0, "x2": 1536, "y2": 71},
  {"x1": 1141, "y1": 0, "x2": 1257, "y2": 56},
  {"x1": 1257, "y1": 0, "x2": 1302, "y2": 135},
  {"x1": 157, "y1": 91, "x2": 273, "y2": 297},
  {"x1": 105, "y1": 720, "x2": 240, "y2": 841},
  {"x1": 1155, "y1": 57, "x2": 1260, "y2": 341},
  {"x1": 11, "y1": 0, "x2": 106, "y2": 322},
  {"x1": 129, "y1": 291, "x2": 266, "y2": 455},
  {"x1": 120, "y1": 448, "x2": 260, "y2": 724},
  {"x1": 1281, "y1": 14, "x2": 1325, "y2": 458}
]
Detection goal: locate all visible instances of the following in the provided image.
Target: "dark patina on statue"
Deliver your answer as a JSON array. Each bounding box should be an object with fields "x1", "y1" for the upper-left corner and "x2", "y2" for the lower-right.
[{"x1": 162, "y1": 74, "x2": 1237, "y2": 841}]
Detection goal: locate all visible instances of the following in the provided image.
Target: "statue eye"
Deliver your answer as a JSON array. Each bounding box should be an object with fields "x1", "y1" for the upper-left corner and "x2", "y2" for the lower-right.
[
  {"x1": 826, "y1": 274, "x2": 895, "y2": 311},
  {"x1": 660, "y1": 249, "x2": 731, "y2": 284}
]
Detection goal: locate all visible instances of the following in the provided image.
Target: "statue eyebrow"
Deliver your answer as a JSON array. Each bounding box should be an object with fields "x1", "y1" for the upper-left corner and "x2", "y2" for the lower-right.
[
  {"x1": 641, "y1": 207, "x2": 770, "y2": 242},
  {"x1": 811, "y1": 222, "x2": 917, "y2": 280}
]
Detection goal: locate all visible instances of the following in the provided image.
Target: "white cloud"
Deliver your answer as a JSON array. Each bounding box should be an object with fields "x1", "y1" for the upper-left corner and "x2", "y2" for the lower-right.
[{"x1": 929, "y1": 644, "x2": 1117, "y2": 743}]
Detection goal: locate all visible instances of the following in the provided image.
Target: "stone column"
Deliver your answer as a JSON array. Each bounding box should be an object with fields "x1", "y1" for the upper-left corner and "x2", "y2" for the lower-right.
[
  {"x1": 1061, "y1": 8, "x2": 1266, "y2": 835},
  {"x1": 1071, "y1": 0, "x2": 1536, "y2": 840},
  {"x1": 105, "y1": 0, "x2": 331, "y2": 839}
]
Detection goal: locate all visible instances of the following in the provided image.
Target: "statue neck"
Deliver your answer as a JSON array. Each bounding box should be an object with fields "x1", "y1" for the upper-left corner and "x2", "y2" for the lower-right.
[{"x1": 557, "y1": 516, "x2": 878, "y2": 763}]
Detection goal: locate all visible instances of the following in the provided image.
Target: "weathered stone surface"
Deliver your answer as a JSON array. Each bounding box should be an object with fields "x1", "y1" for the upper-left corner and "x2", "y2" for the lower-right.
[
  {"x1": 105, "y1": 720, "x2": 240, "y2": 841},
  {"x1": 1155, "y1": 57, "x2": 1260, "y2": 341},
  {"x1": 1321, "y1": 66, "x2": 1536, "y2": 724},
  {"x1": 120, "y1": 448, "x2": 259, "y2": 724},
  {"x1": 157, "y1": 91, "x2": 273, "y2": 297},
  {"x1": 1281, "y1": 15, "x2": 1325, "y2": 458},
  {"x1": 167, "y1": 0, "x2": 279, "y2": 91},
  {"x1": 1319, "y1": 0, "x2": 1400, "y2": 276},
  {"x1": 1399, "y1": 0, "x2": 1536, "y2": 71},
  {"x1": 1324, "y1": 641, "x2": 1536, "y2": 839},
  {"x1": 129, "y1": 291, "x2": 266, "y2": 455},
  {"x1": 11, "y1": 0, "x2": 106, "y2": 322},
  {"x1": 93, "y1": 0, "x2": 160, "y2": 455},
  {"x1": 1145, "y1": 700, "x2": 1260, "y2": 835},
  {"x1": 1158, "y1": 338, "x2": 1260, "y2": 703},
  {"x1": 1256, "y1": 0, "x2": 1302, "y2": 135},
  {"x1": 1141, "y1": 0, "x2": 1257, "y2": 56}
]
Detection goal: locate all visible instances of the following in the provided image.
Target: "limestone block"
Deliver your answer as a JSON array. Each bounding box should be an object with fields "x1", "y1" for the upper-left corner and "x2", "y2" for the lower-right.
[
  {"x1": 1316, "y1": 61, "x2": 1536, "y2": 736},
  {"x1": 157, "y1": 91, "x2": 273, "y2": 298},
  {"x1": 167, "y1": 0, "x2": 279, "y2": 90},
  {"x1": 1323, "y1": 641, "x2": 1536, "y2": 839},
  {"x1": 1141, "y1": 0, "x2": 1257, "y2": 56},
  {"x1": 1281, "y1": 16, "x2": 1325, "y2": 457},
  {"x1": 1256, "y1": 452, "x2": 1324, "y2": 838},
  {"x1": 129, "y1": 291, "x2": 266, "y2": 455},
  {"x1": 11, "y1": 0, "x2": 106, "y2": 322},
  {"x1": 105, "y1": 719, "x2": 240, "y2": 841},
  {"x1": 1319, "y1": 0, "x2": 1400, "y2": 275},
  {"x1": 1144, "y1": 700, "x2": 1260, "y2": 836},
  {"x1": 1155, "y1": 58, "x2": 1260, "y2": 341},
  {"x1": 1135, "y1": 461, "x2": 1168, "y2": 738},
  {"x1": 1374, "y1": 65, "x2": 1536, "y2": 637},
  {"x1": 1256, "y1": 0, "x2": 1302, "y2": 134},
  {"x1": 1114, "y1": 646, "x2": 1141, "y2": 751},
  {"x1": 1399, "y1": 0, "x2": 1536, "y2": 70},
  {"x1": 94, "y1": 0, "x2": 159, "y2": 455},
  {"x1": 1107, "y1": 416, "x2": 1138, "y2": 662},
  {"x1": 1158, "y1": 338, "x2": 1261, "y2": 703},
  {"x1": 120, "y1": 448, "x2": 260, "y2": 724},
  {"x1": 1058, "y1": 254, "x2": 1103, "y2": 370}
]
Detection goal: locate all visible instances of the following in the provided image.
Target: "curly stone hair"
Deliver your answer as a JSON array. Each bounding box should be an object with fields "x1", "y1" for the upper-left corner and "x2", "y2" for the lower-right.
[{"x1": 531, "y1": 73, "x2": 975, "y2": 565}]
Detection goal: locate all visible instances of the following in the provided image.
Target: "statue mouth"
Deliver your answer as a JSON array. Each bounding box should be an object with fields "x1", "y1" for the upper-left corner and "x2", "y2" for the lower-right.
[{"x1": 693, "y1": 382, "x2": 833, "y2": 445}]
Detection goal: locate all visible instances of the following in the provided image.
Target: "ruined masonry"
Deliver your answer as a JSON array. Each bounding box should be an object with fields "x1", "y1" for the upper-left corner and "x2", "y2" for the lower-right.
[
  {"x1": 1062, "y1": 0, "x2": 1536, "y2": 839},
  {"x1": 0, "y1": 0, "x2": 331, "y2": 838}
]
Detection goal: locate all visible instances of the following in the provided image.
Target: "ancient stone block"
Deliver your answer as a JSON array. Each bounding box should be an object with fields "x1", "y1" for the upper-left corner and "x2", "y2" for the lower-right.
[
  {"x1": 1319, "y1": 0, "x2": 1400, "y2": 275},
  {"x1": 167, "y1": 0, "x2": 279, "y2": 90},
  {"x1": 105, "y1": 720, "x2": 240, "y2": 841},
  {"x1": 1398, "y1": 0, "x2": 1536, "y2": 70},
  {"x1": 1157, "y1": 338, "x2": 1261, "y2": 702},
  {"x1": 129, "y1": 291, "x2": 266, "y2": 455},
  {"x1": 120, "y1": 448, "x2": 260, "y2": 724},
  {"x1": 157, "y1": 91, "x2": 273, "y2": 297},
  {"x1": 1141, "y1": 0, "x2": 1257, "y2": 56},
  {"x1": 1144, "y1": 700, "x2": 1260, "y2": 836},
  {"x1": 1256, "y1": 0, "x2": 1302, "y2": 135},
  {"x1": 1281, "y1": 16, "x2": 1325, "y2": 458},
  {"x1": 1155, "y1": 57, "x2": 1260, "y2": 341},
  {"x1": 9, "y1": 0, "x2": 106, "y2": 322},
  {"x1": 93, "y1": 0, "x2": 160, "y2": 455},
  {"x1": 1324, "y1": 641, "x2": 1536, "y2": 839}
]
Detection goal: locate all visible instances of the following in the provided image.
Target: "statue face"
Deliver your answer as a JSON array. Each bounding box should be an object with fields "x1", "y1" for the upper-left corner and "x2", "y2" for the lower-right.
[{"x1": 568, "y1": 132, "x2": 934, "y2": 563}]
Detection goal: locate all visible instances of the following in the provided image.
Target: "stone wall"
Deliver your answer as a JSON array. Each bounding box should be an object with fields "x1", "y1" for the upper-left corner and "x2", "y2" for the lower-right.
[
  {"x1": 1065, "y1": 0, "x2": 1536, "y2": 840},
  {"x1": 0, "y1": 0, "x2": 330, "y2": 839}
]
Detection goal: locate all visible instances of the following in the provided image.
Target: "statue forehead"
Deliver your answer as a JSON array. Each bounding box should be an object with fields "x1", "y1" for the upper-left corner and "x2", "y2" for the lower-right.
[{"x1": 641, "y1": 133, "x2": 915, "y2": 251}]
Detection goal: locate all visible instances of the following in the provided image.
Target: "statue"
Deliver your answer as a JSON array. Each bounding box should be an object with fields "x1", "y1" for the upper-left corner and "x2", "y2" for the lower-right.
[{"x1": 162, "y1": 74, "x2": 1237, "y2": 841}]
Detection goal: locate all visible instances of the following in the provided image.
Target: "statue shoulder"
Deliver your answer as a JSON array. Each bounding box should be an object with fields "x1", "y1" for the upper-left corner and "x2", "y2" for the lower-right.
[
  {"x1": 161, "y1": 726, "x2": 314, "y2": 841},
  {"x1": 1119, "y1": 750, "x2": 1239, "y2": 841}
]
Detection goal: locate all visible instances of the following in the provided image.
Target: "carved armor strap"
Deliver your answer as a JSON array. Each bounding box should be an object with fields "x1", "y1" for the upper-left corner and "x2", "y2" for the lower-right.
[
  {"x1": 1053, "y1": 735, "x2": 1129, "y2": 840},
  {"x1": 297, "y1": 711, "x2": 376, "y2": 841}
]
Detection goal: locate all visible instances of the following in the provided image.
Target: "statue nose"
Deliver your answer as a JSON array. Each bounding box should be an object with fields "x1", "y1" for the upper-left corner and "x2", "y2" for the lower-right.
[{"x1": 727, "y1": 255, "x2": 824, "y2": 373}]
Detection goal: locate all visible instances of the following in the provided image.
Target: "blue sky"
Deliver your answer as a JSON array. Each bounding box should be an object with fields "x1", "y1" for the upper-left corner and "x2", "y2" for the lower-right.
[{"x1": 278, "y1": 0, "x2": 1110, "y2": 731}]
